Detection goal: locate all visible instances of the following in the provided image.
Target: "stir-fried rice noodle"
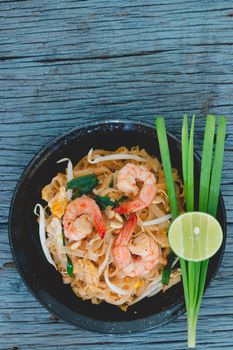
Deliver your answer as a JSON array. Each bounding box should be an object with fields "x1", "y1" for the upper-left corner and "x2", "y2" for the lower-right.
[{"x1": 36, "y1": 146, "x2": 184, "y2": 310}]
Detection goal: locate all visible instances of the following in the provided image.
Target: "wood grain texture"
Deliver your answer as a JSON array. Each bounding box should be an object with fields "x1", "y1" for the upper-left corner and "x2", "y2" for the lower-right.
[{"x1": 0, "y1": 0, "x2": 233, "y2": 349}]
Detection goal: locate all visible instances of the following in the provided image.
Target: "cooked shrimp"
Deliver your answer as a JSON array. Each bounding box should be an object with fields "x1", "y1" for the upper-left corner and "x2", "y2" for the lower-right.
[
  {"x1": 112, "y1": 214, "x2": 160, "y2": 277},
  {"x1": 115, "y1": 163, "x2": 156, "y2": 214},
  {"x1": 63, "y1": 195, "x2": 106, "y2": 240}
]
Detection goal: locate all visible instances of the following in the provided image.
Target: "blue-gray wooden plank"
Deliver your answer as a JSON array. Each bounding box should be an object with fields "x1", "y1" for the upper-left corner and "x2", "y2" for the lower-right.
[{"x1": 0, "y1": 0, "x2": 233, "y2": 349}]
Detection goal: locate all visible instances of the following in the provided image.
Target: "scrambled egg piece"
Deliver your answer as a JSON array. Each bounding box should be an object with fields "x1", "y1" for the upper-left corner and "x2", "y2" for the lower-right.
[
  {"x1": 42, "y1": 173, "x2": 67, "y2": 202},
  {"x1": 85, "y1": 260, "x2": 98, "y2": 285},
  {"x1": 42, "y1": 184, "x2": 56, "y2": 202},
  {"x1": 135, "y1": 278, "x2": 144, "y2": 290},
  {"x1": 48, "y1": 186, "x2": 68, "y2": 218}
]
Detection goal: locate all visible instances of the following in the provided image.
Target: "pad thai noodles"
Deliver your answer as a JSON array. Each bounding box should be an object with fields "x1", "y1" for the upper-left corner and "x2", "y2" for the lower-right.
[{"x1": 34, "y1": 146, "x2": 184, "y2": 310}]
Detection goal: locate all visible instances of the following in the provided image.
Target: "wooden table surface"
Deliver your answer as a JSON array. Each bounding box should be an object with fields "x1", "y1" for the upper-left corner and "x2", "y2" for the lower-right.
[{"x1": 0, "y1": 1, "x2": 233, "y2": 349}]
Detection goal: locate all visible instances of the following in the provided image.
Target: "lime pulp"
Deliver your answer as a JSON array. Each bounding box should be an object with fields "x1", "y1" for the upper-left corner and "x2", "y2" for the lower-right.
[{"x1": 168, "y1": 212, "x2": 223, "y2": 262}]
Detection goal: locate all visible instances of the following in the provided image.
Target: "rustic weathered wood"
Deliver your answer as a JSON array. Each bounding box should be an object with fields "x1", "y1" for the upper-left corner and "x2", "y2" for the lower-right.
[{"x1": 0, "y1": 0, "x2": 233, "y2": 349}]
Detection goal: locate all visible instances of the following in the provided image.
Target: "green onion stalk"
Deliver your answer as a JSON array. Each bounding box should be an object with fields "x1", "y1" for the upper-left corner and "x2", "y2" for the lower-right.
[{"x1": 156, "y1": 115, "x2": 226, "y2": 348}]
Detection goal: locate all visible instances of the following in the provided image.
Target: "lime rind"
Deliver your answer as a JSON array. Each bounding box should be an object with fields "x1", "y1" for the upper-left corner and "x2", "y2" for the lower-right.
[{"x1": 168, "y1": 212, "x2": 223, "y2": 262}]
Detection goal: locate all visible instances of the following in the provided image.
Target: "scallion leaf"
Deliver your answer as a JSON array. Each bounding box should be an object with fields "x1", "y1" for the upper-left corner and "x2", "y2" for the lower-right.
[
  {"x1": 62, "y1": 230, "x2": 74, "y2": 277},
  {"x1": 156, "y1": 117, "x2": 181, "y2": 288},
  {"x1": 183, "y1": 116, "x2": 196, "y2": 325},
  {"x1": 182, "y1": 115, "x2": 189, "y2": 205},
  {"x1": 194, "y1": 116, "x2": 215, "y2": 313},
  {"x1": 66, "y1": 255, "x2": 74, "y2": 277},
  {"x1": 208, "y1": 116, "x2": 226, "y2": 216},
  {"x1": 188, "y1": 117, "x2": 197, "y2": 313},
  {"x1": 199, "y1": 116, "x2": 216, "y2": 212},
  {"x1": 162, "y1": 252, "x2": 176, "y2": 285},
  {"x1": 156, "y1": 117, "x2": 179, "y2": 220},
  {"x1": 187, "y1": 116, "x2": 195, "y2": 212},
  {"x1": 180, "y1": 116, "x2": 191, "y2": 312}
]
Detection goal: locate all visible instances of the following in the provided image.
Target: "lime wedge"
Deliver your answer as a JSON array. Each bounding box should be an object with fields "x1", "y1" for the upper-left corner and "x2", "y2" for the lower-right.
[{"x1": 168, "y1": 212, "x2": 223, "y2": 262}]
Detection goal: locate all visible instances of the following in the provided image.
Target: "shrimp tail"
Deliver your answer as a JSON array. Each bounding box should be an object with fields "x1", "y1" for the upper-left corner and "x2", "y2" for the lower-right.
[
  {"x1": 114, "y1": 199, "x2": 144, "y2": 214},
  {"x1": 115, "y1": 213, "x2": 137, "y2": 244},
  {"x1": 95, "y1": 223, "x2": 106, "y2": 239},
  {"x1": 93, "y1": 210, "x2": 106, "y2": 239},
  {"x1": 114, "y1": 206, "x2": 127, "y2": 214}
]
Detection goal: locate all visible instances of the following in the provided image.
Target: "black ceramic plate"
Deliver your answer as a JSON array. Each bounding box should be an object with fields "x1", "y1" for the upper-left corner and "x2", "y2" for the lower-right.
[{"x1": 9, "y1": 119, "x2": 226, "y2": 333}]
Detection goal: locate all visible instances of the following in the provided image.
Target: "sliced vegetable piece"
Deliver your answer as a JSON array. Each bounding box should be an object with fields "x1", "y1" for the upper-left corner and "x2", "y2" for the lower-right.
[{"x1": 168, "y1": 212, "x2": 223, "y2": 262}]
